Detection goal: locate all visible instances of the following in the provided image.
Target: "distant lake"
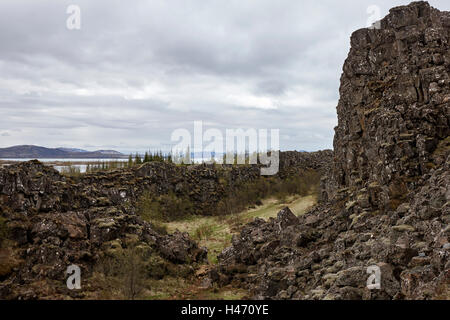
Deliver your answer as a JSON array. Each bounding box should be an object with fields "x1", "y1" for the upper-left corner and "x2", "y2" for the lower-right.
[
  {"x1": 1, "y1": 157, "x2": 221, "y2": 173},
  {"x1": 0, "y1": 158, "x2": 128, "y2": 173},
  {"x1": 0, "y1": 158, "x2": 127, "y2": 162}
]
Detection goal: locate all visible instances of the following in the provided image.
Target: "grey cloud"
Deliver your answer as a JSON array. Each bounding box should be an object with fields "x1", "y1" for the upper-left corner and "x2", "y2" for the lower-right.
[
  {"x1": 255, "y1": 81, "x2": 287, "y2": 96},
  {"x1": 1, "y1": 0, "x2": 450, "y2": 153}
]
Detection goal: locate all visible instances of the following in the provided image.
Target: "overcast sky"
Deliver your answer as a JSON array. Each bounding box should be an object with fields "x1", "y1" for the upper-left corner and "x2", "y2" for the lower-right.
[{"x1": 0, "y1": 0, "x2": 449, "y2": 153}]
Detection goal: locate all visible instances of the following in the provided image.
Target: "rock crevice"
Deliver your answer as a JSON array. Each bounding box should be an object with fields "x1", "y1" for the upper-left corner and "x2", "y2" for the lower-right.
[{"x1": 213, "y1": 1, "x2": 450, "y2": 300}]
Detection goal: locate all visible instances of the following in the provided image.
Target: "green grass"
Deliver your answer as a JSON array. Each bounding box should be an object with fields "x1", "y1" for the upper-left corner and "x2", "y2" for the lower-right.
[
  {"x1": 142, "y1": 276, "x2": 248, "y2": 300},
  {"x1": 163, "y1": 193, "x2": 317, "y2": 265},
  {"x1": 87, "y1": 192, "x2": 318, "y2": 300},
  {"x1": 142, "y1": 192, "x2": 317, "y2": 300},
  {"x1": 166, "y1": 215, "x2": 233, "y2": 265},
  {"x1": 196, "y1": 287, "x2": 249, "y2": 300},
  {"x1": 193, "y1": 223, "x2": 215, "y2": 241}
]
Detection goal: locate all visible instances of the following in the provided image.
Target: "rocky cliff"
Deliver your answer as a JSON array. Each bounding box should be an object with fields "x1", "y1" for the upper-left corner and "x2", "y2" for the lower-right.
[
  {"x1": 213, "y1": 1, "x2": 449, "y2": 300},
  {"x1": 0, "y1": 161, "x2": 208, "y2": 299},
  {"x1": 326, "y1": 0, "x2": 450, "y2": 210}
]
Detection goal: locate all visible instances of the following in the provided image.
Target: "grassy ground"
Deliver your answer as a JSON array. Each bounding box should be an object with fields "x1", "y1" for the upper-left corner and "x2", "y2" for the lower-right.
[
  {"x1": 143, "y1": 193, "x2": 317, "y2": 300},
  {"x1": 165, "y1": 193, "x2": 316, "y2": 265},
  {"x1": 143, "y1": 277, "x2": 249, "y2": 300}
]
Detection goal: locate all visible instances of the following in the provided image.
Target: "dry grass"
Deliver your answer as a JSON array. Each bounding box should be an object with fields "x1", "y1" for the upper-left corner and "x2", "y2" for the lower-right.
[
  {"x1": 164, "y1": 193, "x2": 317, "y2": 265},
  {"x1": 142, "y1": 276, "x2": 248, "y2": 300},
  {"x1": 92, "y1": 191, "x2": 318, "y2": 300}
]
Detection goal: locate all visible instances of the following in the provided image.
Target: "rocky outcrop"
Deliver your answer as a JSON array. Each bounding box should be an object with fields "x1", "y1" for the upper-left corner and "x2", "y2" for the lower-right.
[
  {"x1": 213, "y1": 1, "x2": 449, "y2": 300},
  {"x1": 0, "y1": 161, "x2": 208, "y2": 299},
  {"x1": 278, "y1": 150, "x2": 332, "y2": 179},
  {"x1": 215, "y1": 154, "x2": 449, "y2": 299},
  {"x1": 0, "y1": 150, "x2": 331, "y2": 218},
  {"x1": 0, "y1": 150, "x2": 330, "y2": 299},
  {"x1": 326, "y1": 1, "x2": 450, "y2": 211}
]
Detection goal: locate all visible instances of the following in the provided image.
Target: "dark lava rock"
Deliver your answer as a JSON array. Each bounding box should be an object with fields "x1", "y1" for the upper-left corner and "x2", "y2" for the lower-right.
[
  {"x1": 0, "y1": 161, "x2": 208, "y2": 299},
  {"x1": 213, "y1": 1, "x2": 450, "y2": 300}
]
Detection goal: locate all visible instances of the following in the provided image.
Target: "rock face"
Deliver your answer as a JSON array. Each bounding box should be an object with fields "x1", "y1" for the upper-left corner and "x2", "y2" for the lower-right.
[
  {"x1": 278, "y1": 150, "x2": 332, "y2": 179},
  {"x1": 214, "y1": 2, "x2": 449, "y2": 300},
  {"x1": 0, "y1": 161, "x2": 208, "y2": 299},
  {"x1": 327, "y1": 0, "x2": 450, "y2": 211}
]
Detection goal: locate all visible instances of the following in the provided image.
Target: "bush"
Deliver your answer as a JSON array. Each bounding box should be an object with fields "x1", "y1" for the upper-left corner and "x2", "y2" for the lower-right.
[
  {"x1": 150, "y1": 221, "x2": 168, "y2": 235},
  {"x1": 120, "y1": 248, "x2": 147, "y2": 300},
  {"x1": 96, "y1": 246, "x2": 148, "y2": 300},
  {"x1": 158, "y1": 192, "x2": 194, "y2": 220},
  {"x1": 193, "y1": 223, "x2": 214, "y2": 241},
  {"x1": 0, "y1": 216, "x2": 8, "y2": 247},
  {"x1": 137, "y1": 191, "x2": 194, "y2": 222},
  {"x1": 137, "y1": 192, "x2": 164, "y2": 222}
]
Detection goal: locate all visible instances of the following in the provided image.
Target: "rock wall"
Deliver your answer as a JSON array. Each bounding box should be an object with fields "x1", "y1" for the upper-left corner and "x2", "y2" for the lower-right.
[
  {"x1": 213, "y1": 1, "x2": 450, "y2": 300},
  {"x1": 328, "y1": 0, "x2": 450, "y2": 212},
  {"x1": 0, "y1": 150, "x2": 331, "y2": 218},
  {"x1": 0, "y1": 161, "x2": 208, "y2": 299}
]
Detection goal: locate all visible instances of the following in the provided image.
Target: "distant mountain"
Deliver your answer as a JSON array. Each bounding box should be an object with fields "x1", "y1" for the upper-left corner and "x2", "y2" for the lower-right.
[
  {"x1": 0, "y1": 145, "x2": 126, "y2": 159},
  {"x1": 96, "y1": 150, "x2": 123, "y2": 155},
  {"x1": 57, "y1": 147, "x2": 89, "y2": 153}
]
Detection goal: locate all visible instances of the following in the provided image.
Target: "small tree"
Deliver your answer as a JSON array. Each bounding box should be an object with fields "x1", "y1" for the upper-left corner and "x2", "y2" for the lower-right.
[
  {"x1": 97, "y1": 246, "x2": 147, "y2": 300},
  {"x1": 183, "y1": 146, "x2": 191, "y2": 164},
  {"x1": 0, "y1": 216, "x2": 9, "y2": 247},
  {"x1": 128, "y1": 154, "x2": 133, "y2": 167},
  {"x1": 121, "y1": 247, "x2": 146, "y2": 300},
  {"x1": 135, "y1": 153, "x2": 142, "y2": 165}
]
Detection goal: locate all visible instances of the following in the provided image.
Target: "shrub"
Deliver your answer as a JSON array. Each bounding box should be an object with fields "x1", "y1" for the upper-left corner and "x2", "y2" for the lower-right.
[
  {"x1": 137, "y1": 191, "x2": 194, "y2": 222},
  {"x1": 96, "y1": 246, "x2": 147, "y2": 300},
  {"x1": 137, "y1": 169, "x2": 321, "y2": 220},
  {"x1": 120, "y1": 248, "x2": 147, "y2": 300},
  {"x1": 137, "y1": 192, "x2": 168, "y2": 233},
  {"x1": 137, "y1": 192, "x2": 164, "y2": 222},
  {"x1": 0, "y1": 216, "x2": 8, "y2": 247},
  {"x1": 158, "y1": 192, "x2": 194, "y2": 220},
  {"x1": 193, "y1": 223, "x2": 214, "y2": 241},
  {"x1": 150, "y1": 221, "x2": 168, "y2": 235}
]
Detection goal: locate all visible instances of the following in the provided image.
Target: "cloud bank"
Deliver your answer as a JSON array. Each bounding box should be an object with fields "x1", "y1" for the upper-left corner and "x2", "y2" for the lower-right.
[{"x1": 0, "y1": 0, "x2": 449, "y2": 153}]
